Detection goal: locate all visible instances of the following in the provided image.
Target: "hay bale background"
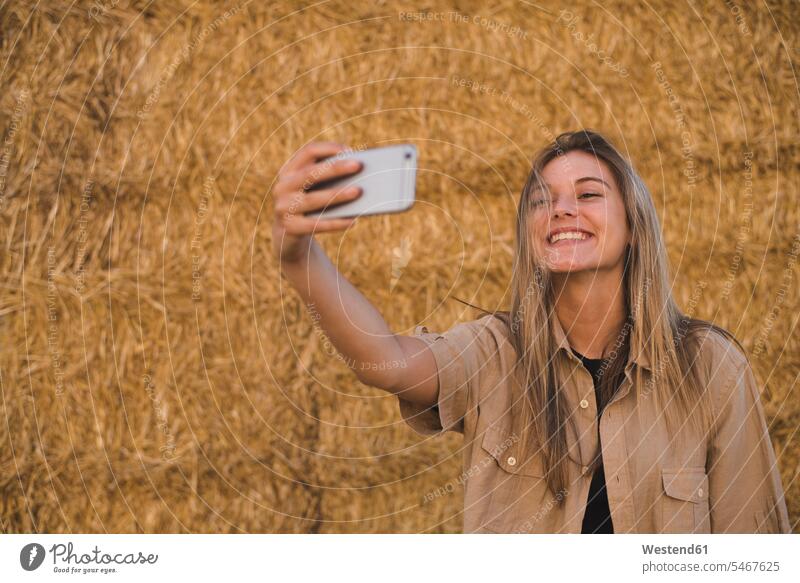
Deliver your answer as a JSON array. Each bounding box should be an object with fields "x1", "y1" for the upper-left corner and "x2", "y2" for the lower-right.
[{"x1": 0, "y1": 0, "x2": 798, "y2": 532}]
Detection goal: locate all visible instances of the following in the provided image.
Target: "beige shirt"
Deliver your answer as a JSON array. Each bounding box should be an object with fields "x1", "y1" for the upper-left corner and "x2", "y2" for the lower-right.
[{"x1": 397, "y1": 314, "x2": 791, "y2": 533}]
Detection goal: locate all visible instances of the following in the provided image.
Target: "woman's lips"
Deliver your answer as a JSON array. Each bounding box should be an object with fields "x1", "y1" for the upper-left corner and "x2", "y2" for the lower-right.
[{"x1": 547, "y1": 234, "x2": 594, "y2": 247}]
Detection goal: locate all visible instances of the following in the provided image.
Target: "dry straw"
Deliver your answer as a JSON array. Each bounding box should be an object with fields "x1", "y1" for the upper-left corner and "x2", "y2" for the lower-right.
[{"x1": 0, "y1": 0, "x2": 798, "y2": 532}]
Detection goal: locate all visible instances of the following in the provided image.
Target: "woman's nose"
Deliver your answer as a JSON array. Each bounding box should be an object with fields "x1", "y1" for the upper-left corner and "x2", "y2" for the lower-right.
[{"x1": 551, "y1": 196, "x2": 577, "y2": 217}]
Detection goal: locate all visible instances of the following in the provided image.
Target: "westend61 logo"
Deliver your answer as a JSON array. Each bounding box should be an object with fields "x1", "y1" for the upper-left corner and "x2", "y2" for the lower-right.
[{"x1": 19, "y1": 542, "x2": 158, "y2": 574}]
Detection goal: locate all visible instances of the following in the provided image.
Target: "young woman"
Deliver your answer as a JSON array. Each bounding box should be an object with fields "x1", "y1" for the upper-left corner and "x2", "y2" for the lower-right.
[{"x1": 271, "y1": 130, "x2": 791, "y2": 534}]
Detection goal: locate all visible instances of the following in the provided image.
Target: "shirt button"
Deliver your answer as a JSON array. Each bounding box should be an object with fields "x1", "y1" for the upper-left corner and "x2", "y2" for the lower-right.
[
  {"x1": 698, "y1": 488, "x2": 704, "y2": 497},
  {"x1": 582, "y1": 465, "x2": 590, "y2": 475},
  {"x1": 579, "y1": 399, "x2": 589, "y2": 409},
  {"x1": 507, "y1": 456, "x2": 517, "y2": 466}
]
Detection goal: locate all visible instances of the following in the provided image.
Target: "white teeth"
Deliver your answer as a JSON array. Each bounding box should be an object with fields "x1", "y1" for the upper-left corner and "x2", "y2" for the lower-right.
[{"x1": 549, "y1": 231, "x2": 589, "y2": 243}]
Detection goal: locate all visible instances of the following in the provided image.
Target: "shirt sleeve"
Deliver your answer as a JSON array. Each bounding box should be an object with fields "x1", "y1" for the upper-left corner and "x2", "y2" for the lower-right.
[
  {"x1": 707, "y1": 359, "x2": 791, "y2": 533},
  {"x1": 396, "y1": 315, "x2": 500, "y2": 436}
]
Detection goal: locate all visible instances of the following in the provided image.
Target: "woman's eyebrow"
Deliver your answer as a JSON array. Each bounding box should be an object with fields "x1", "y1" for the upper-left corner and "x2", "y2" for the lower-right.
[
  {"x1": 574, "y1": 176, "x2": 611, "y2": 189},
  {"x1": 535, "y1": 176, "x2": 612, "y2": 191}
]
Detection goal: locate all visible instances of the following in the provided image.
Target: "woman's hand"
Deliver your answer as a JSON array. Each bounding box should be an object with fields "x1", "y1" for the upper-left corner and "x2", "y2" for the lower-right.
[{"x1": 271, "y1": 141, "x2": 363, "y2": 264}]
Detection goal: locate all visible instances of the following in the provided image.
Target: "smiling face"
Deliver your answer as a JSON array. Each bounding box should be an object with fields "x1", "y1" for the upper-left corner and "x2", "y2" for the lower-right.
[{"x1": 528, "y1": 150, "x2": 631, "y2": 274}]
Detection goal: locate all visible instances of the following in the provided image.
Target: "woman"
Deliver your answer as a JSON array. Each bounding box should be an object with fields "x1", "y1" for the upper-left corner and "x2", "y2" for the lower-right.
[{"x1": 271, "y1": 130, "x2": 791, "y2": 534}]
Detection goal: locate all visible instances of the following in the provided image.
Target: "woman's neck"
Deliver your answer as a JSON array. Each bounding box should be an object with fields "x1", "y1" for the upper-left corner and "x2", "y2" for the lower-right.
[{"x1": 552, "y1": 269, "x2": 627, "y2": 359}]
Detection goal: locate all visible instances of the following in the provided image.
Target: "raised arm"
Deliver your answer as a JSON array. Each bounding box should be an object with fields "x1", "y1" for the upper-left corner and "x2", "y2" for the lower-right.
[{"x1": 272, "y1": 141, "x2": 439, "y2": 406}]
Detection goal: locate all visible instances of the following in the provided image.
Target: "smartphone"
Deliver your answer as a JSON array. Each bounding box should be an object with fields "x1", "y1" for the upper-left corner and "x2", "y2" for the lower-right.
[{"x1": 303, "y1": 144, "x2": 417, "y2": 220}]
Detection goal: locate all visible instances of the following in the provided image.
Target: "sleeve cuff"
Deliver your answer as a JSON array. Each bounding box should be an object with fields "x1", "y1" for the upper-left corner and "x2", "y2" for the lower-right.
[{"x1": 397, "y1": 324, "x2": 468, "y2": 436}]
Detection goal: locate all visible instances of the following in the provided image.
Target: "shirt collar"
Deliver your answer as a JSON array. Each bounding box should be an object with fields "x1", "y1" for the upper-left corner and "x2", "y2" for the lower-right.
[{"x1": 552, "y1": 314, "x2": 651, "y2": 372}]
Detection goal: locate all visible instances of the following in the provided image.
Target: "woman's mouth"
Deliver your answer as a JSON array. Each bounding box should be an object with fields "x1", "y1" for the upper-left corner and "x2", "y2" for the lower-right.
[{"x1": 547, "y1": 231, "x2": 594, "y2": 246}]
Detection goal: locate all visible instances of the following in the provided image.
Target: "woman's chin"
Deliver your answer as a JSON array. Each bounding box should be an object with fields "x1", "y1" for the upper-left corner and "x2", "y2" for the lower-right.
[
  {"x1": 534, "y1": 248, "x2": 598, "y2": 273},
  {"x1": 544, "y1": 259, "x2": 596, "y2": 273}
]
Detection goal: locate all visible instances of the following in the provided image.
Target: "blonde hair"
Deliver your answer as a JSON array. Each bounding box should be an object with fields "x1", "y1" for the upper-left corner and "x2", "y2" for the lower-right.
[{"x1": 459, "y1": 129, "x2": 742, "y2": 502}]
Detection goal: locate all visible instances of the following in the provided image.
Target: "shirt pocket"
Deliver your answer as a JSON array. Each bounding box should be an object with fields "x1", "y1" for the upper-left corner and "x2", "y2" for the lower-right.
[
  {"x1": 660, "y1": 467, "x2": 710, "y2": 533},
  {"x1": 478, "y1": 424, "x2": 548, "y2": 533}
]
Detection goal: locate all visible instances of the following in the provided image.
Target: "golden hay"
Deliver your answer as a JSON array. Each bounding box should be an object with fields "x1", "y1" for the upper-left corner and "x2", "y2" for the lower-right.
[{"x1": 0, "y1": 0, "x2": 798, "y2": 532}]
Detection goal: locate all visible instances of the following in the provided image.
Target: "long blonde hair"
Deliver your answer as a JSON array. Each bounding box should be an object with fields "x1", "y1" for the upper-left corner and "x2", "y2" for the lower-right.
[{"x1": 458, "y1": 129, "x2": 742, "y2": 502}]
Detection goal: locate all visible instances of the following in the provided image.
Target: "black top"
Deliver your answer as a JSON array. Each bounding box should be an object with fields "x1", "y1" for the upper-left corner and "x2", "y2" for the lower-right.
[{"x1": 573, "y1": 349, "x2": 616, "y2": 534}]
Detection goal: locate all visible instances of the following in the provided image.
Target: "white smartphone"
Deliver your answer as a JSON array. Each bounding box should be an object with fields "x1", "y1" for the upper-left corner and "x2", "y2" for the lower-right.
[{"x1": 303, "y1": 144, "x2": 418, "y2": 220}]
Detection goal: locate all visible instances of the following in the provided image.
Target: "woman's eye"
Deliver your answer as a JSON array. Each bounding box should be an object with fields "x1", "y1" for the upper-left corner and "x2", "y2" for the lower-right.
[{"x1": 580, "y1": 192, "x2": 600, "y2": 199}]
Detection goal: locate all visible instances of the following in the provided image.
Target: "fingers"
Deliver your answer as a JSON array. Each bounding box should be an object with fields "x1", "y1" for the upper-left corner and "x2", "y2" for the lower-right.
[
  {"x1": 277, "y1": 158, "x2": 363, "y2": 193},
  {"x1": 276, "y1": 186, "x2": 362, "y2": 216},
  {"x1": 280, "y1": 214, "x2": 358, "y2": 235},
  {"x1": 273, "y1": 141, "x2": 363, "y2": 237},
  {"x1": 301, "y1": 158, "x2": 362, "y2": 191},
  {"x1": 280, "y1": 141, "x2": 347, "y2": 174}
]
